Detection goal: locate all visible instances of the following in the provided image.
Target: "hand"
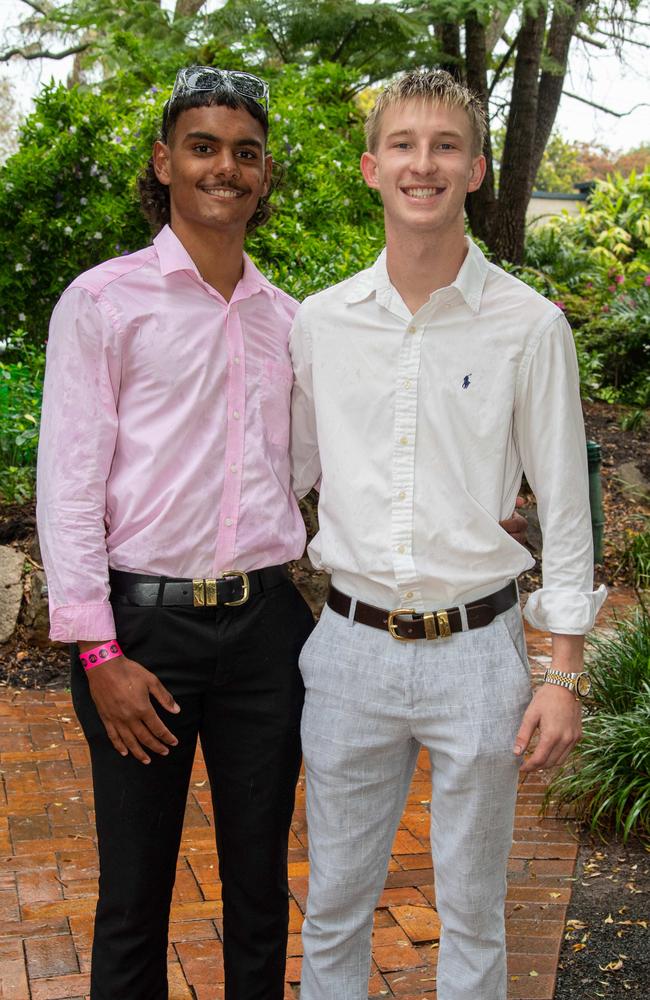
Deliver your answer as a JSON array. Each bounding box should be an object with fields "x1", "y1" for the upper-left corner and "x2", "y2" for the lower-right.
[
  {"x1": 83, "y1": 650, "x2": 181, "y2": 764},
  {"x1": 499, "y1": 496, "x2": 527, "y2": 546},
  {"x1": 513, "y1": 683, "x2": 582, "y2": 773}
]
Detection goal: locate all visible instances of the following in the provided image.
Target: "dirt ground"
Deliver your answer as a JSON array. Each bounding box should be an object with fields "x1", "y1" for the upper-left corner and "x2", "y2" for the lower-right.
[{"x1": 554, "y1": 835, "x2": 650, "y2": 999}]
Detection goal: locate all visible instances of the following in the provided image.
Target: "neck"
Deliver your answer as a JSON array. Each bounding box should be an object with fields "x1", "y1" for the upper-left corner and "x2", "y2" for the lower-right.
[
  {"x1": 170, "y1": 219, "x2": 247, "y2": 301},
  {"x1": 385, "y1": 222, "x2": 468, "y2": 314}
]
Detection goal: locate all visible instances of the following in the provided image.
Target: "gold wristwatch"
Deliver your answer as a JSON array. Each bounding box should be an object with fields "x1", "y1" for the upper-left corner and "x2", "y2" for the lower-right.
[{"x1": 543, "y1": 668, "x2": 592, "y2": 700}]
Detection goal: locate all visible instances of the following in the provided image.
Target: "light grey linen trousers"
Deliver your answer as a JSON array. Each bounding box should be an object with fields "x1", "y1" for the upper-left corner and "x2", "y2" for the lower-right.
[{"x1": 298, "y1": 599, "x2": 532, "y2": 1000}]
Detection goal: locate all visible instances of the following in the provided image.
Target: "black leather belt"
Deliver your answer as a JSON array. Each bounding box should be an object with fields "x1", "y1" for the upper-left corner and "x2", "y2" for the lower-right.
[
  {"x1": 109, "y1": 565, "x2": 289, "y2": 608},
  {"x1": 327, "y1": 580, "x2": 518, "y2": 641}
]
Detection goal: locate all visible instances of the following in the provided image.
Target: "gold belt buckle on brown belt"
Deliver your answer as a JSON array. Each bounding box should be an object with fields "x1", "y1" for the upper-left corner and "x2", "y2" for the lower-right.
[
  {"x1": 387, "y1": 607, "x2": 452, "y2": 641},
  {"x1": 191, "y1": 571, "x2": 250, "y2": 607}
]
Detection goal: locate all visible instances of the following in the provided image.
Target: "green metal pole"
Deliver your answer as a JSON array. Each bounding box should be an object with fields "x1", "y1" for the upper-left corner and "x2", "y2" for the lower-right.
[{"x1": 587, "y1": 441, "x2": 605, "y2": 564}]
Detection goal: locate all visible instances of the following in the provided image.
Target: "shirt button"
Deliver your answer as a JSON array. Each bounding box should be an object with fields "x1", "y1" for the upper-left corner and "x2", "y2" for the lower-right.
[
  {"x1": 229, "y1": 464, "x2": 237, "y2": 473},
  {"x1": 233, "y1": 356, "x2": 241, "y2": 365},
  {"x1": 398, "y1": 490, "x2": 406, "y2": 500},
  {"x1": 405, "y1": 591, "x2": 414, "y2": 599},
  {"x1": 224, "y1": 517, "x2": 233, "y2": 526},
  {"x1": 233, "y1": 410, "x2": 240, "y2": 420},
  {"x1": 400, "y1": 436, "x2": 408, "y2": 446},
  {"x1": 404, "y1": 379, "x2": 411, "y2": 389},
  {"x1": 397, "y1": 544, "x2": 405, "y2": 554},
  {"x1": 407, "y1": 324, "x2": 416, "y2": 334}
]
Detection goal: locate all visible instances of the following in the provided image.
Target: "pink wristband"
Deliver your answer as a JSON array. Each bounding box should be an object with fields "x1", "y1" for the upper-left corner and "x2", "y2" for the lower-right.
[{"x1": 79, "y1": 641, "x2": 123, "y2": 671}]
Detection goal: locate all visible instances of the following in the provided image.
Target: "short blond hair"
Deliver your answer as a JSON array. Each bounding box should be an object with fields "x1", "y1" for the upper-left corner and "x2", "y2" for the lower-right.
[{"x1": 364, "y1": 69, "x2": 487, "y2": 156}]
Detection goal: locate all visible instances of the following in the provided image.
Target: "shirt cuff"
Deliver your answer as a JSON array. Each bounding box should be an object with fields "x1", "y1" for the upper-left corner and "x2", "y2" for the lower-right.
[
  {"x1": 523, "y1": 584, "x2": 608, "y2": 634},
  {"x1": 49, "y1": 603, "x2": 116, "y2": 643}
]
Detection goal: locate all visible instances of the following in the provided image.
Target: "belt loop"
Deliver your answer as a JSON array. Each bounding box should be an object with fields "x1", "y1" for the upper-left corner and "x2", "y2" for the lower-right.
[
  {"x1": 346, "y1": 596, "x2": 358, "y2": 627},
  {"x1": 156, "y1": 576, "x2": 168, "y2": 608},
  {"x1": 458, "y1": 603, "x2": 469, "y2": 631}
]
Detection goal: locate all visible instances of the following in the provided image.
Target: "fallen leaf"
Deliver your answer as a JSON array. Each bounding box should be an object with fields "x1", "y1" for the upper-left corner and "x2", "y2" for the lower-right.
[
  {"x1": 599, "y1": 959, "x2": 624, "y2": 972},
  {"x1": 604, "y1": 914, "x2": 614, "y2": 924}
]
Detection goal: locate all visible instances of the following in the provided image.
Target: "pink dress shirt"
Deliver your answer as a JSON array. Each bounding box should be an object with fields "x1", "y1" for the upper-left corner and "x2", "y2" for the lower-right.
[{"x1": 37, "y1": 225, "x2": 306, "y2": 642}]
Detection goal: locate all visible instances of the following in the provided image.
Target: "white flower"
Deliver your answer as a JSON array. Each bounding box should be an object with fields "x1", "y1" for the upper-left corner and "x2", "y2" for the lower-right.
[
  {"x1": 18, "y1": 313, "x2": 26, "y2": 322},
  {"x1": 318, "y1": 123, "x2": 325, "y2": 130},
  {"x1": 293, "y1": 189, "x2": 300, "y2": 198},
  {"x1": 343, "y1": 197, "x2": 350, "y2": 206},
  {"x1": 89, "y1": 164, "x2": 99, "y2": 176},
  {"x1": 64, "y1": 226, "x2": 73, "y2": 236},
  {"x1": 93, "y1": 231, "x2": 102, "y2": 239},
  {"x1": 82, "y1": 115, "x2": 90, "y2": 123},
  {"x1": 99, "y1": 174, "x2": 109, "y2": 184},
  {"x1": 76, "y1": 216, "x2": 82, "y2": 224},
  {"x1": 295, "y1": 202, "x2": 302, "y2": 212},
  {"x1": 80, "y1": 197, "x2": 88, "y2": 205},
  {"x1": 5, "y1": 182, "x2": 13, "y2": 191},
  {"x1": 15, "y1": 263, "x2": 23, "y2": 271},
  {"x1": 69, "y1": 125, "x2": 76, "y2": 134},
  {"x1": 294, "y1": 142, "x2": 302, "y2": 152},
  {"x1": 274, "y1": 113, "x2": 281, "y2": 122},
  {"x1": 270, "y1": 232, "x2": 278, "y2": 240},
  {"x1": 333, "y1": 160, "x2": 341, "y2": 168},
  {"x1": 35, "y1": 122, "x2": 43, "y2": 129}
]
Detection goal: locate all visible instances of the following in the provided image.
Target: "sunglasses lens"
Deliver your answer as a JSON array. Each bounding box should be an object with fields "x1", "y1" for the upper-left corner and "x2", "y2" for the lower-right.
[
  {"x1": 184, "y1": 68, "x2": 222, "y2": 91},
  {"x1": 229, "y1": 72, "x2": 267, "y2": 100}
]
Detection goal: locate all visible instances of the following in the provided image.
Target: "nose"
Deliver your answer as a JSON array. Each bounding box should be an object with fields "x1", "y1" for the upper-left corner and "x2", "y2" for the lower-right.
[
  {"x1": 410, "y1": 144, "x2": 436, "y2": 176},
  {"x1": 212, "y1": 147, "x2": 240, "y2": 178}
]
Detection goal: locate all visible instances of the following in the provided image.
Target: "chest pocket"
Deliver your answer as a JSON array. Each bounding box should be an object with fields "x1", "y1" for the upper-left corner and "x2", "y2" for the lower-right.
[{"x1": 259, "y1": 359, "x2": 293, "y2": 448}]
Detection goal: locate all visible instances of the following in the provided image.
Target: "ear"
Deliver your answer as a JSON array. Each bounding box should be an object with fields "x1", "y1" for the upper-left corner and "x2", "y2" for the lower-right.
[
  {"x1": 467, "y1": 154, "x2": 487, "y2": 194},
  {"x1": 152, "y1": 140, "x2": 172, "y2": 187},
  {"x1": 262, "y1": 153, "x2": 273, "y2": 198},
  {"x1": 360, "y1": 150, "x2": 380, "y2": 191}
]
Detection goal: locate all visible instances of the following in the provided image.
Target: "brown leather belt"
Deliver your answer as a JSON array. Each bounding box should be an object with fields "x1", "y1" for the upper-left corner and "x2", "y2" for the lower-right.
[{"x1": 327, "y1": 580, "x2": 518, "y2": 641}]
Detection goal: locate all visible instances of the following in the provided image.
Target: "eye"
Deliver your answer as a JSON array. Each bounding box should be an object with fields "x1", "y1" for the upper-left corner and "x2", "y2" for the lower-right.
[
  {"x1": 237, "y1": 149, "x2": 258, "y2": 159},
  {"x1": 192, "y1": 143, "x2": 213, "y2": 154},
  {"x1": 439, "y1": 143, "x2": 456, "y2": 151},
  {"x1": 393, "y1": 141, "x2": 411, "y2": 150}
]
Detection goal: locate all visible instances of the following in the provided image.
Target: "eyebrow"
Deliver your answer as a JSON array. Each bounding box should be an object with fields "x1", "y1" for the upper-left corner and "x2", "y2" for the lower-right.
[
  {"x1": 184, "y1": 130, "x2": 264, "y2": 151},
  {"x1": 384, "y1": 128, "x2": 464, "y2": 142}
]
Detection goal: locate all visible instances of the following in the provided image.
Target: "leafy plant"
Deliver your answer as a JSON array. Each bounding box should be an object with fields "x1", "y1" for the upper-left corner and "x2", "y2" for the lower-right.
[
  {"x1": 0, "y1": 334, "x2": 44, "y2": 502},
  {"x1": 623, "y1": 526, "x2": 650, "y2": 593},
  {"x1": 543, "y1": 606, "x2": 650, "y2": 840}
]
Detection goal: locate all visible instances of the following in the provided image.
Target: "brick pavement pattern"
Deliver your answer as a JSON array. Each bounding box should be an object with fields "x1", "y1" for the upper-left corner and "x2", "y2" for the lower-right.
[{"x1": 0, "y1": 593, "x2": 633, "y2": 1000}]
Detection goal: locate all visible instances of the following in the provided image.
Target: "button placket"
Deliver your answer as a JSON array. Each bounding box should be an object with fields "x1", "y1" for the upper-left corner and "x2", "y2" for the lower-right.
[
  {"x1": 390, "y1": 321, "x2": 422, "y2": 597},
  {"x1": 214, "y1": 307, "x2": 246, "y2": 571}
]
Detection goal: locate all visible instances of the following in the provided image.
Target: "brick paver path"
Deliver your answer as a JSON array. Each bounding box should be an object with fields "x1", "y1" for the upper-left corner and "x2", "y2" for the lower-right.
[{"x1": 0, "y1": 590, "x2": 635, "y2": 999}]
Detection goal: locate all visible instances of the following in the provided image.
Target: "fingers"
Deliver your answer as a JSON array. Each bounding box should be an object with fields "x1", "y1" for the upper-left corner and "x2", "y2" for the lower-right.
[
  {"x1": 149, "y1": 676, "x2": 181, "y2": 717},
  {"x1": 515, "y1": 689, "x2": 582, "y2": 773}
]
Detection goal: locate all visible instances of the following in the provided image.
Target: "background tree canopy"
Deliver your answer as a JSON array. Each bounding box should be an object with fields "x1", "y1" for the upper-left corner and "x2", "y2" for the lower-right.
[{"x1": 2, "y1": 0, "x2": 649, "y2": 261}]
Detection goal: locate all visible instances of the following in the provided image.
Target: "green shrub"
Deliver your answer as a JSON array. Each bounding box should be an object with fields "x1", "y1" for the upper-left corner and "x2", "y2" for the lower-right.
[
  {"x1": 520, "y1": 169, "x2": 650, "y2": 401},
  {"x1": 623, "y1": 526, "x2": 650, "y2": 592},
  {"x1": 543, "y1": 606, "x2": 650, "y2": 839},
  {"x1": 0, "y1": 333, "x2": 44, "y2": 502}
]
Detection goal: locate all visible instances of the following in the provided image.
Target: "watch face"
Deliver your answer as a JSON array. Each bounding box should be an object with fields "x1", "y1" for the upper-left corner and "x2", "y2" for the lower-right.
[{"x1": 576, "y1": 673, "x2": 592, "y2": 698}]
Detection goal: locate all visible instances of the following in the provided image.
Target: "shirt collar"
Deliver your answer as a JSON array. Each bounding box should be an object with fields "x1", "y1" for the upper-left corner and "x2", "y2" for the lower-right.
[
  {"x1": 344, "y1": 236, "x2": 488, "y2": 314},
  {"x1": 153, "y1": 224, "x2": 276, "y2": 299}
]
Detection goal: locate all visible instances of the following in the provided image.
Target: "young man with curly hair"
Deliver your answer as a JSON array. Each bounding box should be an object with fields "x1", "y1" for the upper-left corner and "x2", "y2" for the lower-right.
[
  {"x1": 290, "y1": 69, "x2": 605, "y2": 1000},
  {"x1": 37, "y1": 68, "x2": 315, "y2": 1000}
]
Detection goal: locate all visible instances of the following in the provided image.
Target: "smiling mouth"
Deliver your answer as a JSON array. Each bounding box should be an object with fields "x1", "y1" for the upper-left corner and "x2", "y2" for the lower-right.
[
  {"x1": 200, "y1": 187, "x2": 246, "y2": 199},
  {"x1": 402, "y1": 186, "x2": 445, "y2": 199}
]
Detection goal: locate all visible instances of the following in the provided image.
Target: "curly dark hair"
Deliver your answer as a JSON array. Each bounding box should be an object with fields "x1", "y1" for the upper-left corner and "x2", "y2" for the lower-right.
[{"x1": 138, "y1": 89, "x2": 279, "y2": 235}]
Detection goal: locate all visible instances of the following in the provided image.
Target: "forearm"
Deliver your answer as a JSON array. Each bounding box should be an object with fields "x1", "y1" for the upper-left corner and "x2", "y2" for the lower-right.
[{"x1": 550, "y1": 633, "x2": 584, "y2": 673}]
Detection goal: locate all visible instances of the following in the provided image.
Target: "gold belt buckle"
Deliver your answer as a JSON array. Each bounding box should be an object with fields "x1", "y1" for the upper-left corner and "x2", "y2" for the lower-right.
[
  {"x1": 387, "y1": 608, "x2": 417, "y2": 641},
  {"x1": 387, "y1": 607, "x2": 452, "y2": 641},
  {"x1": 222, "y1": 570, "x2": 250, "y2": 606},
  {"x1": 192, "y1": 572, "x2": 250, "y2": 607}
]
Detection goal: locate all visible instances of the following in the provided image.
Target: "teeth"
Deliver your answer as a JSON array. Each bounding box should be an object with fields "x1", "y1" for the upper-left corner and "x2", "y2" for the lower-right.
[
  {"x1": 202, "y1": 188, "x2": 242, "y2": 198},
  {"x1": 404, "y1": 187, "x2": 441, "y2": 198}
]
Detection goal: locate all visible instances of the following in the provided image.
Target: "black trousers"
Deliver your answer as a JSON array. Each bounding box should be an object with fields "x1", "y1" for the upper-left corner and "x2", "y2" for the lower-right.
[{"x1": 71, "y1": 574, "x2": 314, "y2": 1000}]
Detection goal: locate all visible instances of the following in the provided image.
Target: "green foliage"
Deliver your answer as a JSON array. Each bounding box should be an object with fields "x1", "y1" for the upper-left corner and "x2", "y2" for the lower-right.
[
  {"x1": 519, "y1": 168, "x2": 650, "y2": 401},
  {"x1": 544, "y1": 606, "x2": 650, "y2": 840},
  {"x1": 0, "y1": 62, "x2": 384, "y2": 349},
  {"x1": 0, "y1": 335, "x2": 44, "y2": 502},
  {"x1": 492, "y1": 128, "x2": 590, "y2": 194},
  {"x1": 623, "y1": 526, "x2": 650, "y2": 592}
]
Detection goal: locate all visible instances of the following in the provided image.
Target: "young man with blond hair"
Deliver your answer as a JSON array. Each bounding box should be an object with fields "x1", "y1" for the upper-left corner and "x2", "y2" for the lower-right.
[{"x1": 290, "y1": 69, "x2": 605, "y2": 1000}]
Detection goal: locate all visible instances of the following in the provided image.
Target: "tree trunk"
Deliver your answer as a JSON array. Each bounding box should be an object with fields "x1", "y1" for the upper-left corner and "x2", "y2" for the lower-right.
[
  {"x1": 464, "y1": 11, "x2": 498, "y2": 246},
  {"x1": 434, "y1": 22, "x2": 462, "y2": 79},
  {"x1": 530, "y1": 0, "x2": 589, "y2": 183},
  {"x1": 174, "y1": 0, "x2": 207, "y2": 20},
  {"x1": 491, "y1": 6, "x2": 547, "y2": 264}
]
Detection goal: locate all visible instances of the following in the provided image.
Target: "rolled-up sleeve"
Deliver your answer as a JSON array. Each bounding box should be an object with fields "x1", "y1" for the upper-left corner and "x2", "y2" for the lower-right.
[
  {"x1": 289, "y1": 307, "x2": 322, "y2": 500},
  {"x1": 515, "y1": 314, "x2": 607, "y2": 633},
  {"x1": 36, "y1": 287, "x2": 121, "y2": 641}
]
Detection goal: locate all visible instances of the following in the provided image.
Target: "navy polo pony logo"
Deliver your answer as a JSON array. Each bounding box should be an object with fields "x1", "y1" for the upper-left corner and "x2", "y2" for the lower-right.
[{"x1": 462, "y1": 374, "x2": 472, "y2": 389}]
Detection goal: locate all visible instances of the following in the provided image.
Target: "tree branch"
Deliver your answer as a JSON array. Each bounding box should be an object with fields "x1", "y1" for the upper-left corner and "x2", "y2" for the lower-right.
[
  {"x1": 18, "y1": 0, "x2": 54, "y2": 15},
  {"x1": 174, "y1": 0, "x2": 207, "y2": 20},
  {"x1": 594, "y1": 27, "x2": 650, "y2": 48},
  {"x1": 0, "y1": 42, "x2": 89, "y2": 62},
  {"x1": 487, "y1": 33, "x2": 519, "y2": 97},
  {"x1": 562, "y1": 90, "x2": 650, "y2": 117},
  {"x1": 574, "y1": 30, "x2": 607, "y2": 49}
]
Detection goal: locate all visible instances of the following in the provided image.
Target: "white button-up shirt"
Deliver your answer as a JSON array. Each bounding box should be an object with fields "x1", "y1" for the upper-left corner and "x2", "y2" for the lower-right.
[{"x1": 289, "y1": 239, "x2": 606, "y2": 634}]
